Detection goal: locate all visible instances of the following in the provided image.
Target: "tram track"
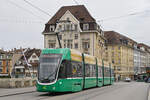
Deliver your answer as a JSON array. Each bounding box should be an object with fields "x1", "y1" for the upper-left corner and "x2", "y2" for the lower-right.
[
  {"x1": 65, "y1": 82, "x2": 135, "y2": 100},
  {"x1": 0, "y1": 82, "x2": 148, "y2": 100},
  {"x1": 38, "y1": 82, "x2": 133, "y2": 100}
]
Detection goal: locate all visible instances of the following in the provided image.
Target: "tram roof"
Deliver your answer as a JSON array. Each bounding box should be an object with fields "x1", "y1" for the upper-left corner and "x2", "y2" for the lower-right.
[
  {"x1": 42, "y1": 48, "x2": 71, "y2": 60},
  {"x1": 41, "y1": 48, "x2": 110, "y2": 66}
]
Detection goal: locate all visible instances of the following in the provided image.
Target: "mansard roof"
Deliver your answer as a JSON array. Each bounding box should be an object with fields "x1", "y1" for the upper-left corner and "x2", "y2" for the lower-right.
[
  {"x1": 47, "y1": 5, "x2": 95, "y2": 25},
  {"x1": 104, "y1": 31, "x2": 136, "y2": 45}
]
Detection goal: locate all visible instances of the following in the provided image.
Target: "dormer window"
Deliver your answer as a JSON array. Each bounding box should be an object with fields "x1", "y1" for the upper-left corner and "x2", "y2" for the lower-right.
[
  {"x1": 66, "y1": 24, "x2": 70, "y2": 31},
  {"x1": 58, "y1": 25, "x2": 62, "y2": 31},
  {"x1": 32, "y1": 55, "x2": 36, "y2": 58},
  {"x1": 80, "y1": 18, "x2": 84, "y2": 21},
  {"x1": 74, "y1": 24, "x2": 78, "y2": 31},
  {"x1": 83, "y1": 24, "x2": 89, "y2": 30},
  {"x1": 67, "y1": 17, "x2": 70, "y2": 21},
  {"x1": 50, "y1": 25, "x2": 55, "y2": 32}
]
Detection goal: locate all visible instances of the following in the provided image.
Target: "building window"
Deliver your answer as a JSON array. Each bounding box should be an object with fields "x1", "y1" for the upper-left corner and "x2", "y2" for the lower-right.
[
  {"x1": 67, "y1": 17, "x2": 70, "y2": 21},
  {"x1": 105, "y1": 47, "x2": 108, "y2": 50},
  {"x1": 118, "y1": 46, "x2": 121, "y2": 50},
  {"x1": 66, "y1": 24, "x2": 70, "y2": 31},
  {"x1": 118, "y1": 59, "x2": 121, "y2": 64},
  {"x1": 83, "y1": 24, "x2": 89, "y2": 30},
  {"x1": 0, "y1": 68, "x2": 2, "y2": 73},
  {"x1": 105, "y1": 52, "x2": 108, "y2": 57},
  {"x1": 0, "y1": 61, "x2": 2, "y2": 66},
  {"x1": 50, "y1": 25, "x2": 55, "y2": 32},
  {"x1": 0, "y1": 55, "x2": 4, "y2": 59},
  {"x1": 48, "y1": 40, "x2": 56, "y2": 48},
  {"x1": 75, "y1": 43, "x2": 78, "y2": 49},
  {"x1": 74, "y1": 24, "x2": 78, "y2": 31},
  {"x1": 82, "y1": 42, "x2": 90, "y2": 49},
  {"x1": 112, "y1": 52, "x2": 114, "y2": 57},
  {"x1": 6, "y1": 61, "x2": 9, "y2": 66},
  {"x1": 0, "y1": 55, "x2": 2, "y2": 59},
  {"x1": 75, "y1": 34, "x2": 78, "y2": 39},
  {"x1": 70, "y1": 24, "x2": 73, "y2": 30},
  {"x1": 58, "y1": 25, "x2": 62, "y2": 31},
  {"x1": 71, "y1": 44, "x2": 73, "y2": 49},
  {"x1": 30, "y1": 60, "x2": 33, "y2": 63},
  {"x1": 117, "y1": 66, "x2": 121, "y2": 71},
  {"x1": 112, "y1": 46, "x2": 114, "y2": 50},
  {"x1": 67, "y1": 40, "x2": 73, "y2": 49},
  {"x1": 64, "y1": 44, "x2": 66, "y2": 48},
  {"x1": 112, "y1": 58, "x2": 114, "y2": 62},
  {"x1": 34, "y1": 60, "x2": 38, "y2": 63},
  {"x1": 6, "y1": 55, "x2": 9, "y2": 59},
  {"x1": 49, "y1": 43, "x2": 55, "y2": 48},
  {"x1": 32, "y1": 55, "x2": 36, "y2": 58}
]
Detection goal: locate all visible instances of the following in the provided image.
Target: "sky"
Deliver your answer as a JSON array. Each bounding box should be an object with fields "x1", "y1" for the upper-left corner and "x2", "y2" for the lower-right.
[{"x1": 0, "y1": 0, "x2": 150, "y2": 50}]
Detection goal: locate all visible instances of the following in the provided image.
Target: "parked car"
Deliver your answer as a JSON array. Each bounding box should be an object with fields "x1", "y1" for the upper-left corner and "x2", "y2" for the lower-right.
[{"x1": 124, "y1": 77, "x2": 131, "y2": 82}]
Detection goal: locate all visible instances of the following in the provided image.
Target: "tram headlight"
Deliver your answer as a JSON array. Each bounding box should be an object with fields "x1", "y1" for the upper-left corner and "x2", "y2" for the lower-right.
[
  {"x1": 52, "y1": 86, "x2": 56, "y2": 90},
  {"x1": 59, "y1": 82, "x2": 62, "y2": 85}
]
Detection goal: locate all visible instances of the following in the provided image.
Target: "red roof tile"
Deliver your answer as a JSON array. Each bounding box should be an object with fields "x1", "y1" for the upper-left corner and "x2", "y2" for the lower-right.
[
  {"x1": 104, "y1": 31, "x2": 136, "y2": 45},
  {"x1": 47, "y1": 5, "x2": 95, "y2": 25}
]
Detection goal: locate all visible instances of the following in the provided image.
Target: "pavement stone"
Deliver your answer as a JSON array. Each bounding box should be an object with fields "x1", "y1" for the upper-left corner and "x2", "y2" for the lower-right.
[{"x1": 0, "y1": 87, "x2": 36, "y2": 97}]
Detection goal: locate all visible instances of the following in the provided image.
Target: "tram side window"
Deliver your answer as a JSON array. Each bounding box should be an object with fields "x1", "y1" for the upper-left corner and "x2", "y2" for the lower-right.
[
  {"x1": 92, "y1": 65, "x2": 96, "y2": 77},
  {"x1": 58, "y1": 60, "x2": 67, "y2": 79},
  {"x1": 58, "y1": 60, "x2": 72, "y2": 78},
  {"x1": 98, "y1": 66, "x2": 102, "y2": 77},
  {"x1": 104, "y1": 67, "x2": 106, "y2": 77},
  {"x1": 89, "y1": 65, "x2": 93, "y2": 77},
  {"x1": 85, "y1": 64, "x2": 90, "y2": 77},
  {"x1": 71, "y1": 61, "x2": 82, "y2": 77},
  {"x1": 104, "y1": 67, "x2": 110, "y2": 77},
  {"x1": 107, "y1": 67, "x2": 110, "y2": 77},
  {"x1": 58, "y1": 62, "x2": 66, "y2": 78},
  {"x1": 85, "y1": 64, "x2": 96, "y2": 77}
]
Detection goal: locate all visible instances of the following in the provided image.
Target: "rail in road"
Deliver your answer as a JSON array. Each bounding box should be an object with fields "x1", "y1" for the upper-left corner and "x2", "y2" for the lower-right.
[{"x1": 0, "y1": 82, "x2": 149, "y2": 100}]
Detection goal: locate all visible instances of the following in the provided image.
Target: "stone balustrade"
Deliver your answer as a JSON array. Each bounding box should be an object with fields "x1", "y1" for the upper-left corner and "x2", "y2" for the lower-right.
[{"x1": 0, "y1": 78, "x2": 37, "y2": 88}]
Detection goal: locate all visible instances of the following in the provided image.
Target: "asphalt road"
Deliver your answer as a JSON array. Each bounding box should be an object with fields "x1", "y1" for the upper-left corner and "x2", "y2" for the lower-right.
[{"x1": 0, "y1": 82, "x2": 149, "y2": 100}]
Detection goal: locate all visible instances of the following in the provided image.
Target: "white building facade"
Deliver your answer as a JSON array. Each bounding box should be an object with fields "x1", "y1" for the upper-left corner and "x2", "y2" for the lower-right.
[{"x1": 43, "y1": 5, "x2": 106, "y2": 59}]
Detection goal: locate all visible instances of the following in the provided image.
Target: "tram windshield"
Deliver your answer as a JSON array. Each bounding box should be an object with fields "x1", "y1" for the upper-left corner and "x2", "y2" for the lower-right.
[{"x1": 38, "y1": 54, "x2": 62, "y2": 83}]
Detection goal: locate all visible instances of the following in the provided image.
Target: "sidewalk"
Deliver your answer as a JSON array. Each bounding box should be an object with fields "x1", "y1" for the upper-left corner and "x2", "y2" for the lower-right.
[
  {"x1": 148, "y1": 85, "x2": 150, "y2": 100},
  {"x1": 0, "y1": 87, "x2": 36, "y2": 97}
]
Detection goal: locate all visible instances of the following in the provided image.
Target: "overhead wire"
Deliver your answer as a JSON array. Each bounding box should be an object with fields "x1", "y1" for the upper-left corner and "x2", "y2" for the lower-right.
[
  {"x1": 97, "y1": 10, "x2": 150, "y2": 22},
  {"x1": 4, "y1": 0, "x2": 150, "y2": 25},
  {"x1": 23, "y1": 0, "x2": 51, "y2": 17},
  {"x1": 5, "y1": 0, "x2": 45, "y2": 21},
  {"x1": 97, "y1": 9, "x2": 150, "y2": 30}
]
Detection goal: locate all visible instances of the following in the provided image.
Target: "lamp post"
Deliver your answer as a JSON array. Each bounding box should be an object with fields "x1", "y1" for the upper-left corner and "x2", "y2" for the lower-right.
[{"x1": 56, "y1": 32, "x2": 62, "y2": 48}]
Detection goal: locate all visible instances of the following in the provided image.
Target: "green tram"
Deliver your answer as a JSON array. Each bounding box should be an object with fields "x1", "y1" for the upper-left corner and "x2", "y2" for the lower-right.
[{"x1": 36, "y1": 48, "x2": 114, "y2": 92}]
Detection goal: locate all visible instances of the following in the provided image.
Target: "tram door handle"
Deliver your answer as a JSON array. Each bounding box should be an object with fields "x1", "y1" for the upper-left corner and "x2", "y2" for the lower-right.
[
  {"x1": 74, "y1": 83, "x2": 81, "y2": 85},
  {"x1": 99, "y1": 80, "x2": 102, "y2": 82}
]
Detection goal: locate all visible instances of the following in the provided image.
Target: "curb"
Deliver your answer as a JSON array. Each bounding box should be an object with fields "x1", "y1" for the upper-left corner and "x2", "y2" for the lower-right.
[{"x1": 0, "y1": 90, "x2": 36, "y2": 97}]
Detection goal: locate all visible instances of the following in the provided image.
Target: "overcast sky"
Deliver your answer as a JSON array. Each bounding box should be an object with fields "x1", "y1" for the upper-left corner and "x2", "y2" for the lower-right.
[{"x1": 0, "y1": 0, "x2": 150, "y2": 50}]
